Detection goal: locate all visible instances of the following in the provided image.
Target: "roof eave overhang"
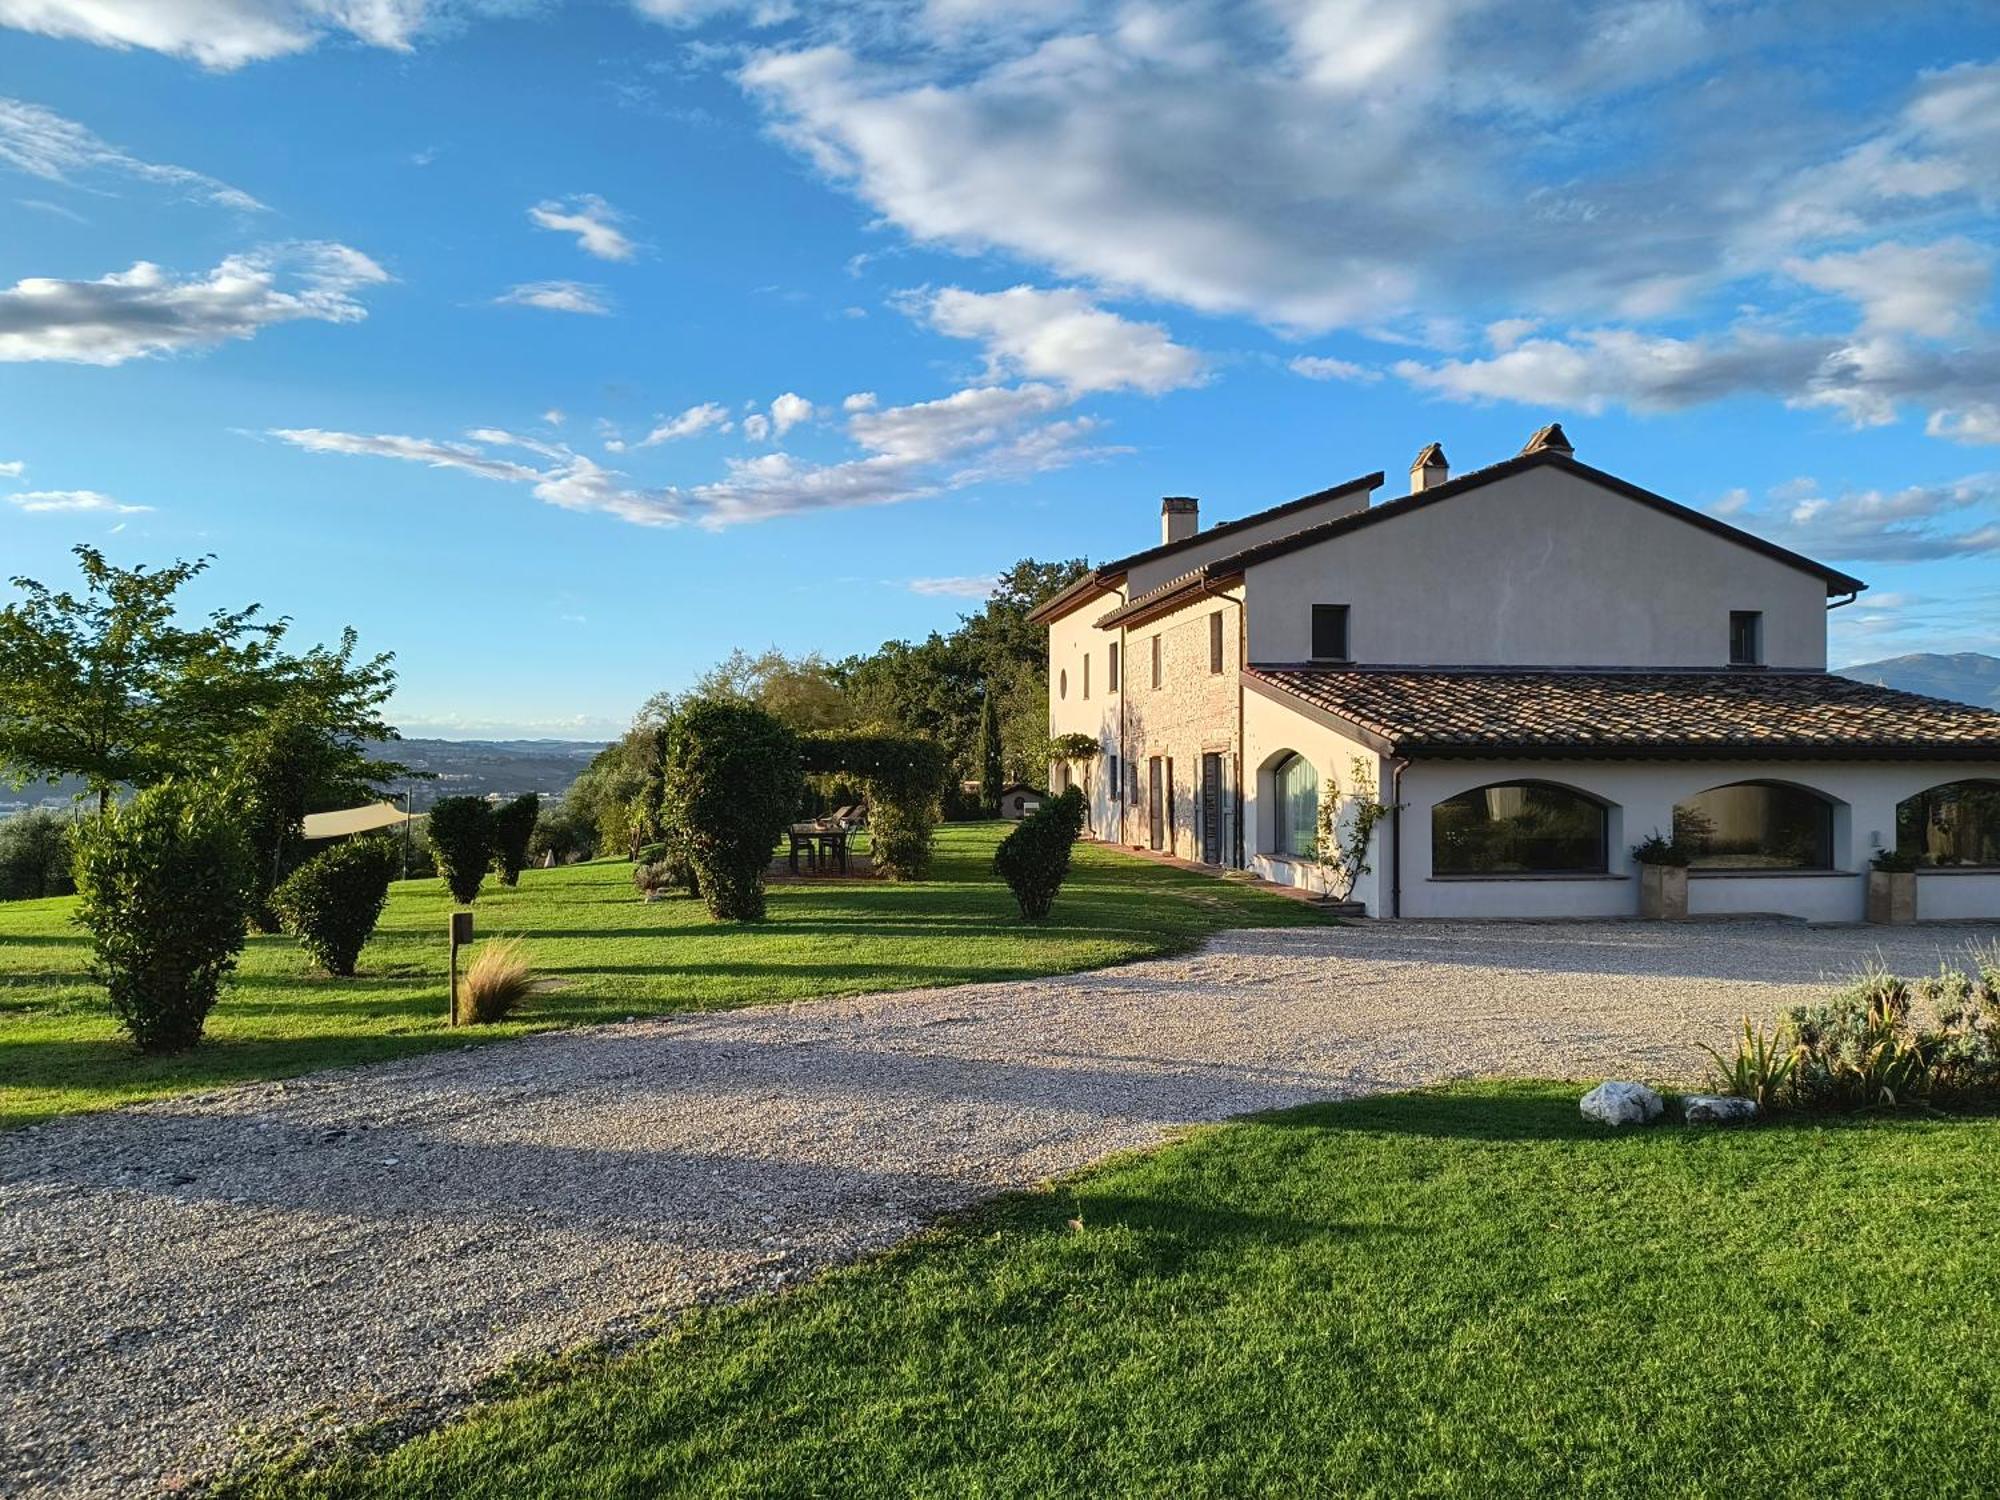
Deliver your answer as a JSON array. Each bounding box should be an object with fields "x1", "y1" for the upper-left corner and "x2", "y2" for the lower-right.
[
  {"x1": 1096, "y1": 570, "x2": 1244, "y2": 630},
  {"x1": 1242, "y1": 671, "x2": 1401, "y2": 757},
  {"x1": 1400, "y1": 742, "x2": 2000, "y2": 762},
  {"x1": 1027, "y1": 569, "x2": 1126, "y2": 626}
]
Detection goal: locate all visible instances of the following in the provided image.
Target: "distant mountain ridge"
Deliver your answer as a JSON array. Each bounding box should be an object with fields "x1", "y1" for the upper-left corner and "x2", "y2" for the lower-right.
[{"x1": 1839, "y1": 652, "x2": 2000, "y2": 710}]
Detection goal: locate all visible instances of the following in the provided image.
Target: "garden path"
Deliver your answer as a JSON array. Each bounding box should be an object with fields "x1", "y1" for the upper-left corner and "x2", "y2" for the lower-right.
[{"x1": 3, "y1": 919, "x2": 1993, "y2": 1498}]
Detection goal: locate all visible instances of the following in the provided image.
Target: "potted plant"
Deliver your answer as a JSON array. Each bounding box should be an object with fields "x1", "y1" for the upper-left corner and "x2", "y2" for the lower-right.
[
  {"x1": 1311, "y1": 757, "x2": 1396, "y2": 917},
  {"x1": 1866, "y1": 847, "x2": 1919, "y2": 925},
  {"x1": 1631, "y1": 831, "x2": 1691, "y2": 920}
]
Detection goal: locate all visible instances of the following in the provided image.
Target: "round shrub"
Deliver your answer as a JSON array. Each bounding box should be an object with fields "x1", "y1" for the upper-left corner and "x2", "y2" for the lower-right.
[
  {"x1": 427, "y1": 796, "x2": 493, "y2": 905},
  {"x1": 274, "y1": 836, "x2": 400, "y2": 976},
  {"x1": 491, "y1": 792, "x2": 540, "y2": 886},
  {"x1": 665, "y1": 699, "x2": 803, "y2": 921},
  {"x1": 70, "y1": 778, "x2": 254, "y2": 1054},
  {"x1": 994, "y1": 786, "x2": 1087, "y2": 920}
]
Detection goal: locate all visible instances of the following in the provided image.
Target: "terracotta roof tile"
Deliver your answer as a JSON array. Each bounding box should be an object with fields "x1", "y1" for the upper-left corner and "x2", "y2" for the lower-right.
[{"x1": 1245, "y1": 667, "x2": 2000, "y2": 761}]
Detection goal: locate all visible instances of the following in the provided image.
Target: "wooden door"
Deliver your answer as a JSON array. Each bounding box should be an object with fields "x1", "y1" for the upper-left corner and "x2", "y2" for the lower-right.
[
  {"x1": 1201, "y1": 752, "x2": 1222, "y2": 864},
  {"x1": 1147, "y1": 757, "x2": 1163, "y2": 851}
]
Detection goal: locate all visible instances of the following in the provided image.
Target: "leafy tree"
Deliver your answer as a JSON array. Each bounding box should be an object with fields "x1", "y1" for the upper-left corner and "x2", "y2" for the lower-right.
[
  {"x1": 71, "y1": 777, "x2": 254, "y2": 1052},
  {"x1": 528, "y1": 802, "x2": 596, "y2": 864},
  {"x1": 274, "y1": 837, "x2": 400, "y2": 976},
  {"x1": 491, "y1": 793, "x2": 541, "y2": 886},
  {"x1": 427, "y1": 796, "x2": 494, "y2": 904},
  {"x1": 692, "y1": 648, "x2": 852, "y2": 732},
  {"x1": 976, "y1": 687, "x2": 1003, "y2": 814},
  {"x1": 665, "y1": 699, "x2": 803, "y2": 921},
  {"x1": 0, "y1": 547, "x2": 405, "y2": 814},
  {"x1": 0, "y1": 809, "x2": 75, "y2": 901}
]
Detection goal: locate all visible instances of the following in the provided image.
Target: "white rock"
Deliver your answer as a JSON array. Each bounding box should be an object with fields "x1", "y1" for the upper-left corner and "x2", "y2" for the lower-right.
[
  {"x1": 1683, "y1": 1094, "x2": 1759, "y2": 1125},
  {"x1": 1580, "y1": 1081, "x2": 1664, "y2": 1126}
]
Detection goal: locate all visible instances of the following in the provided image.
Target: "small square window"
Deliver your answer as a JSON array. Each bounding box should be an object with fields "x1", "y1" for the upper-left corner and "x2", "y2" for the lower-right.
[
  {"x1": 1311, "y1": 604, "x2": 1350, "y2": 662},
  {"x1": 1209, "y1": 610, "x2": 1224, "y2": 673},
  {"x1": 1729, "y1": 610, "x2": 1763, "y2": 666},
  {"x1": 1151, "y1": 634, "x2": 1163, "y2": 688},
  {"x1": 1108, "y1": 642, "x2": 1120, "y2": 692}
]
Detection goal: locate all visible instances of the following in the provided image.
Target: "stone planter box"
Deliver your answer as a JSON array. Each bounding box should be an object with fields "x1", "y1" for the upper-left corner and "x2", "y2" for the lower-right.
[
  {"x1": 1638, "y1": 863, "x2": 1688, "y2": 920},
  {"x1": 1866, "y1": 869, "x2": 1917, "y2": 925}
]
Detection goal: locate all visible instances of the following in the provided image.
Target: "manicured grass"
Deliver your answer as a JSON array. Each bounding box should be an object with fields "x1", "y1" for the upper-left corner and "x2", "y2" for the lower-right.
[
  {"x1": 0, "y1": 823, "x2": 1327, "y2": 1127},
  {"x1": 234, "y1": 1084, "x2": 2000, "y2": 1500}
]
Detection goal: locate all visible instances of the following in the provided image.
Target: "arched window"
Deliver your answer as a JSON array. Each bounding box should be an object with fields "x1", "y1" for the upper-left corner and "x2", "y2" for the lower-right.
[
  {"x1": 1432, "y1": 781, "x2": 1608, "y2": 874},
  {"x1": 1897, "y1": 780, "x2": 2000, "y2": 867},
  {"x1": 1271, "y1": 754, "x2": 1319, "y2": 857},
  {"x1": 1674, "y1": 781, "x2": 1833, "y2": 869}
]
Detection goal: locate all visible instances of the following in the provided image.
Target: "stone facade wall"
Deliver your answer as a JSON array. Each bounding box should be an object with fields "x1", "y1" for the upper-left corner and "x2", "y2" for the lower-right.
[{"x1": 1117, "y1": 591, "x2": 1245, "y2": 861}]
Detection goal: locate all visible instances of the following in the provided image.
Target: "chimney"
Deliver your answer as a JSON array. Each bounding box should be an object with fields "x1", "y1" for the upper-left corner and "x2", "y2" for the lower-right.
[
  {"x1": 1520, "y1": 422, "x2": 1574, "y2": 457},
  {"x1": 1160, "y1": 495, "x2": 1199, "y2": 545},
  {"x1": 1409, "y1": 442, "x2": 1448, "y2": 494}
]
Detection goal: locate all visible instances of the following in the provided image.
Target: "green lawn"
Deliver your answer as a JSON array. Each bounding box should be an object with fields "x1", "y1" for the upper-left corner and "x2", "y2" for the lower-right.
[
  {"x1": 231, "y1": 1084, "x2": 2000, "y2": 1500},
  {"x1": 0, "y1": 823, "x2": 1327, "y2": 1128}
]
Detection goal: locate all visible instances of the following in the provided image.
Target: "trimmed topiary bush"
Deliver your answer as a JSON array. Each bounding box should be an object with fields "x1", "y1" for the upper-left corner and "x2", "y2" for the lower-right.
[
  {"x1": 427, "y1": 796, "x2": 493, "y2": 905},
  {"x1": 491, "y1": 793, "x2": 540, "y2": 886},
  {"x1": 994, "y1": 785, "x2": 1087, "y2": 920},
  {"x1": 274, "y1": 836, "x2": 400, "y2": 976},
  {"x1": 665, "y1": 699, "x2": 803, "y2": 921},
  {"x1": 70, "y1": 778, "x2": 254, "y2": 1053}
]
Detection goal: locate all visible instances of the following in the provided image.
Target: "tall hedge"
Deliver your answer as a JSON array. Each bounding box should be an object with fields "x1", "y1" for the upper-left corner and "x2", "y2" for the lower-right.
[
  {"x1": 800, "y1": 731, "x2": 950, "y2": 880},
  {"x1": 995, "y1": 785, "x2": 1087, "y2": 920},
  {"x1": 274, "y1": 836, "x2": 400, "y2": 976},
  {"x1": 71, "y1": 778, "x2": 253, "y2": 1053},
  {"x1": 427, "y1": 796, "x2": 493, "y2": 905},
  {"x1": 491, "y1": 792, "x2": 540, "y2": 886},
  {"x1": 666, "y1": 699, "x2": 803, "y2": 921}
]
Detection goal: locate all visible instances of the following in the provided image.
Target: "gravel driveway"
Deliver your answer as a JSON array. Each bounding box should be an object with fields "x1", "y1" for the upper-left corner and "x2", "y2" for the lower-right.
[{"x1": 4, "y1": 919, "x2": 1995, "y2": 1498}]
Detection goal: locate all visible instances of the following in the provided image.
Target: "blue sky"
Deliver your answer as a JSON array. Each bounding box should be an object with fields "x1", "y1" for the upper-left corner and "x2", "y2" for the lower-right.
[{"x1": 2, "y1": 1, "x2": 1997, "y2": 739}]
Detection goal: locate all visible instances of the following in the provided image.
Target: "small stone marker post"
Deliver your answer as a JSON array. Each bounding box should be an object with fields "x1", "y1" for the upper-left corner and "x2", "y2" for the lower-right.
[{"x1": 448, "y1": 911, "x2": 473, "y2": 1026}]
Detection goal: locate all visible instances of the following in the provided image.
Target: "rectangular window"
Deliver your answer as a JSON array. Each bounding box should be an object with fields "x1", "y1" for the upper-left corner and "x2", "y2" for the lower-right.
[
  {"x1": 1083, "y1": 653, "x2": 1090, "y2": 699},
  {"x1": 1729, "y1": 610, "x2": 1763, "y2": 666},
  {"x1": 1150, "y1": 634, "x2": 1162, "y2": 688},
  {"x1": 1311, "y1": 604, "x2": 1350, "y2": 662},
  {"x1": 1108, "y1": 754, "x2": 1120, "y2": 802},
  {"x1": 1108, "y1": 642, "x2": 1120, "y2": 692},
  {"x1": 1208, "y1": 610, "x2": 1224, "y2": 673}
]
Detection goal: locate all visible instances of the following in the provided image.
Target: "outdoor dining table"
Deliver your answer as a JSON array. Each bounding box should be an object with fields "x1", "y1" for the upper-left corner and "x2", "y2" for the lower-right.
[{"x1": 787, "y1": 822, "x2": 850, "y2": 875}]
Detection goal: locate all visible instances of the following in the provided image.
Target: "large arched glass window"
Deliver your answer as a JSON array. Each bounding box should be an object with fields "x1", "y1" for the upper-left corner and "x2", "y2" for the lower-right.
[
  {"x1": 1271, "y1": 754, "x2": 1319, "y2": 857},
  {"x1": 1897, "y1": 780, "x2": 2000, "y2": 867},
  {"x1": 1673, "y1": 781, "x2": 1834, "y2": 869},
  {"x1": 1432, "y1": 781, "x2": 1608, "y2": 875}
]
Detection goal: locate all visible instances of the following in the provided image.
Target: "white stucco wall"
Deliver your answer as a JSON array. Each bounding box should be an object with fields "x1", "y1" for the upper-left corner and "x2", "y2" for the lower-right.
[
  {"x1": 1242, "y1": 686, "x2": 1388, "y2": 911},
  {"x1": 1244, "y1": 466, "x2": 1833, "y2": 669},
  {"x1": 1045, "y1": 587, "x2": 1126, "y2": 836},
  {"x1": 1390, "y1": 757, "x2": 2000, "y2": 922}
]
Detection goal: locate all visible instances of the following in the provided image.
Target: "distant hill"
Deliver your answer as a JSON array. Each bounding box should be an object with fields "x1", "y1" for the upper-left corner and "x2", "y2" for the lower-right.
[
  {"x1": 378, "y1": 738, "x2": 609, "y2": 810},
  {"x1": 1840, "y1": 652, "x2": 2000, "y2": 710},
  {"x1": 0, "y1": 737, "x2": 609, "y2": 819}
]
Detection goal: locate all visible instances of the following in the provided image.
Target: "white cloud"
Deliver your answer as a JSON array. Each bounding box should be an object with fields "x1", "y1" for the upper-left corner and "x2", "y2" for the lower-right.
[
  {"x1": 528, "y1": 194, "x2": 636, "y2": 262},
  {"x1": 1288, "y1": 354, "x2": 1378, "y2": 383},
  {"x1": 925, "y1": 285, "x2": 1204, "y2": 394},
  {"x1": 0, "y1": 0, "x2": 436, "y2": 68},
  {"x1": 637, "y1": 401, "x2": 732, "y2": 445},
  {"x1": 769, "y1": 391, "x2": 814, "y2": 434},
  {"x1": 270, "y1": 428, "x2": 542, "y2": 483},
  {"x1": 541, "y1": 408, "x2": 565, "y2": 426},
  {"x1": 1928, "y1": 405, "x2": 2000, "y2": 447},
  {"x1": 0, "y1": 242, "x2": 388, "y2": 365},
  {"x1": 907, "y1": 574, "x2": 997, "y2": 599},
  {"x1": 7, "y1": 488, "x2": 151, "y2": 514},
  {"x1": 1713, "y1": 474, "x2": 2000, "y2": 563},
  {"x1": 495, "y1": 280, "x2": 612, "y2": 315},
  {"x1": 0, "y1": 458, "x2": 21, "y2": 477},
  {"x1": 742, "y1": 412, "x2": 771, "y2": 442},
  {"x1": 0, "y1": 97, "x2": 264, "y2": 209},
  {"x1": 1785, "y1": 239, "x2": 1992, "y2": 338},
  {"x1": 846, "y1": 382, "x2": 1066, "y2": 463},
  {"x1": 842, "y1": 390, "x2": 877, "y2": 412}
]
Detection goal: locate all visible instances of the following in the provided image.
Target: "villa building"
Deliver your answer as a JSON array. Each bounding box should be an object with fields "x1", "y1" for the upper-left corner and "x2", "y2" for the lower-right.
[{"x1": 1033, "y1": 425, "x2": 2000, "y2": 921}]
